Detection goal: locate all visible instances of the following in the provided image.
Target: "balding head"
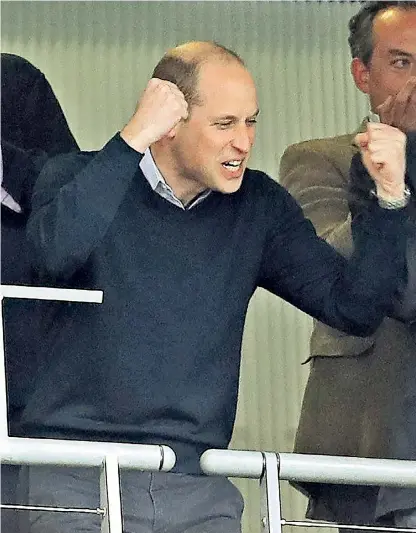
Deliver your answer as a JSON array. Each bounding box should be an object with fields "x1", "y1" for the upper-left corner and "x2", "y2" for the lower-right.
[
  {"x1": 152, "y1": 41, "x2": 245, "y2": 110},
  {"x1": 168, "y1": 41, "x2": 244, "y2": 64}
]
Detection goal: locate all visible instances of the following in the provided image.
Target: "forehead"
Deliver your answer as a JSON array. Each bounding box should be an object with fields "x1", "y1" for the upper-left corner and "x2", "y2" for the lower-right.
[
  {"x1": 194, "y1": 60, "x2": 258, "y2": 114},
  {"x1": 373, "y1": 8, "x2": 416, "y2": 52}
]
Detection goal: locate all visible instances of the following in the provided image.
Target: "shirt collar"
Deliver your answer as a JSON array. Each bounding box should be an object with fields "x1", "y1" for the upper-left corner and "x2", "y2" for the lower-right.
[
  {"x1": 139, "y1": 148, "x2": 211, "y2": 209},
  {"x1": 139, "y1": 148, "x2": 167, "y2": 191}
]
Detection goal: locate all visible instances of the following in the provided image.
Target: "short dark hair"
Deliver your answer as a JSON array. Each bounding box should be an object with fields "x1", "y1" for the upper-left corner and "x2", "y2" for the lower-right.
[
  {"x1": 152, "y1": 55, "x2": 202, "y2": 108},
  {"x1": 348, "y1": 1, "x2": 416, "y2": 65},
  {"x1": 152, "y1": 42, "x2": 244, "y2": 110}
]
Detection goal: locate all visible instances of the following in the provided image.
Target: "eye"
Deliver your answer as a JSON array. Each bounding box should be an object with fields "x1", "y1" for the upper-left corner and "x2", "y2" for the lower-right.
[
  {"x1": 246, "y1": 118, "x2": 258, "y2": 126},
  {"x1": 215, "y1": 121, "x2": 233, "y2": 130},
  {"x1": 391, "y1": 58, "x2": 411, "y2": 69}
]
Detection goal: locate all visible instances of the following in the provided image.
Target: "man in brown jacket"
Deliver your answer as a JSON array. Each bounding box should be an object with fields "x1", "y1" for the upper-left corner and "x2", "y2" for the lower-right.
[{"x1": 280, "y1": 2, "x2": 416, "y2": 530}]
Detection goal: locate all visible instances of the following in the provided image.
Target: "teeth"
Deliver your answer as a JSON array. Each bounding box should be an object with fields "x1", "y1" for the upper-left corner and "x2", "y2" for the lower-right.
[{"x1": 223, "y1": 160, "x2": 241, "y2": 168}]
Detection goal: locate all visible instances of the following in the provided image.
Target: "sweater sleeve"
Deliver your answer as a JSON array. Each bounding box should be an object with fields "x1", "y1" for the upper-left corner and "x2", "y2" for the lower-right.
[
  {"x1": 349, "y1": 133, "x2": 416, "y2": 323},
  {"x1": 258, "y1": 183, "x2": 407, "y2": 337},
  {"x1": 27, "y1": 134, "x2": 143, "y2": 280},
  {"x1": 390, "y1": 132, "x2": 416, "y2": 322}
]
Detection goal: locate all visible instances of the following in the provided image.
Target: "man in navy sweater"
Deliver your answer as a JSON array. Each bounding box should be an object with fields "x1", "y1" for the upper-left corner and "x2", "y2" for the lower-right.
[{"x1": 21, "y1": 41, "x2": 410, "y2": 533}]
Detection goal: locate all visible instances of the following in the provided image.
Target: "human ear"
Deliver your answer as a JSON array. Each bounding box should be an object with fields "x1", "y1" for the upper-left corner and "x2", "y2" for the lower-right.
[{"x1": 351, "y1": 58, "x2": 370, "y2": 95}]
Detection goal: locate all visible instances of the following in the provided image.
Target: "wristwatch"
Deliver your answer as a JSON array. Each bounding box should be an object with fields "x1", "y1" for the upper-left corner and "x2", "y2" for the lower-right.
[{"x1": 375, "y1": 186, "x2": 411, "y2": 210}]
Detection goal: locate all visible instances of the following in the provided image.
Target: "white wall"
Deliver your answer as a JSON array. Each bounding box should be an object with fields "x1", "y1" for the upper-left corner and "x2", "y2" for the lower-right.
[{"x1": 2, "y1": 2, "x2": 368, "y2": 531}]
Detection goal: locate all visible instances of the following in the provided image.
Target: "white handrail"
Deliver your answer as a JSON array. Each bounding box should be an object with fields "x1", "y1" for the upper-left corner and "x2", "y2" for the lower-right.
[
  {"x1": 0, "y1": 284, "x2": 103, "y2": 439},
  {"x1": 1, "y1": 284, "x2": 103, "y2": 303},
  {"x1": 0, "y1": 284, "x2": 174, "y2": 533},
  {"x1": 0, "y1": 437, "x2": 175, "y2": 471},
  {"x1": 200, "y1": 449, "x2": 416, "y2": 487}
]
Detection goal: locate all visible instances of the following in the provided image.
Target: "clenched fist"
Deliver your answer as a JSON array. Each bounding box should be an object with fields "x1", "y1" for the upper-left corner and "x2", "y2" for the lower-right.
[
  {"x1": 121, "y1": 78, "x2": 189, "y2": 153},
  {"x1": 355, "y1": 123, "x2": 407, "y2": 202}
]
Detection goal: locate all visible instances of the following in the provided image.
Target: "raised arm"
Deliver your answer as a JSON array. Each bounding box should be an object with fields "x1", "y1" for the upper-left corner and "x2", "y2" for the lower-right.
[
  {"x1": 262, "y1": 125, "x2": 409, "y2": 336},
  {"x1": 27, "y1": 78, "x2": 188, "y2": 280}
]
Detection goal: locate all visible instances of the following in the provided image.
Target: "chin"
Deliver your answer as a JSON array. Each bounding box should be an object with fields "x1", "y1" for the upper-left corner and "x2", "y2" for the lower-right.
[{"x1": 218, "y1": 179, "x2": 243, "y2": 195}]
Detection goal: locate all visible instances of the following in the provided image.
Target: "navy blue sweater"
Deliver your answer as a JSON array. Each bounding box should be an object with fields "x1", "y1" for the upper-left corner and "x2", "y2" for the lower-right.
[{"x1": 23, "y1": 134, "x2": 406, "y2": 472}]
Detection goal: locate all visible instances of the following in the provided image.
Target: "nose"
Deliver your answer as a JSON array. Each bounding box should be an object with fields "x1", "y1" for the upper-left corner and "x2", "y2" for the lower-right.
[{"x1": 232, "y1": 125, "x2": 253, "y2": 154}]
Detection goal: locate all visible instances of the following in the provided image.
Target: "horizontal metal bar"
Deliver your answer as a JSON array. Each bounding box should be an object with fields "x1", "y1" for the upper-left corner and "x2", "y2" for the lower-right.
[
  {"x1": 282, "y1": 520, "x2": 414, "y2": 532},
  {"x1": 200, "y1": 449, "x2": 416, "y2": 487},
  {"x1": 0, "y1": 437, "x2": 175, "y2": 471},
  {"x1": 201, "y1": 449, "x2": 264, "y2": 478},
  {"x1": 0, "y1": 504, "x2": 104, "y2": 515},
  {"x1": 1, "y1": 285, "x2": 103, "y2": 303},
  {"x1": 282, "y1": 520, "x2": 415, "y2": 533}
]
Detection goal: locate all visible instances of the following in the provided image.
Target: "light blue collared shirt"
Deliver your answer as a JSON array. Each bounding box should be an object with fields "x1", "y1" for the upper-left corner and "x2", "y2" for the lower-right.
[{"x1": 139, "y1": 148, "x2": 211, "y2": 210}]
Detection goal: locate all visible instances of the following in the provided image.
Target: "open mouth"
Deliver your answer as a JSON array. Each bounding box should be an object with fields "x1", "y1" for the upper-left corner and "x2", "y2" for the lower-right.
[{"x1": 222, "y1": 160, "x2": 243, "y2": 171}]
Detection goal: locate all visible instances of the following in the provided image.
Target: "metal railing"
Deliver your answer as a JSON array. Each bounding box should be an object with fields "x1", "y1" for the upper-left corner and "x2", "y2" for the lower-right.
[
  {"x1": 3, "y1": 284, "x2": 416, "y2": 532},
  {"x1": 0, "y1": 284, "x2": 176, "y2": 533},
  {"x1": 201, "y1": 449, "x2": 416, "y2": 533}
]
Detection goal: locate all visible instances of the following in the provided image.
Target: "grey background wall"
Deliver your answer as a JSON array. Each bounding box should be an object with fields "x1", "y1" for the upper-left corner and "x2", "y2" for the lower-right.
[{"x1": 2, "y1": 1, "x2": 369, "y2": 532}]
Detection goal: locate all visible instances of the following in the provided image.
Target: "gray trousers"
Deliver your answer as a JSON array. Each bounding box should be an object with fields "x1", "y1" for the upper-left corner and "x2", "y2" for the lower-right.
[
  {"x1": 394, "y1": 508, "x2": 416, "y2": 528},
  {"x1": 340, "y1": 508, "x2": 416, "y2": 533},
  {"x1": 18, "y1": 466, "x2": 243, "y2": 533},
  {"x1": 1, "y1": 465, "x2": 23, "y2": 532},
  {"x1": 307, "y1": 484, "x2": 416, "y2": 533}
]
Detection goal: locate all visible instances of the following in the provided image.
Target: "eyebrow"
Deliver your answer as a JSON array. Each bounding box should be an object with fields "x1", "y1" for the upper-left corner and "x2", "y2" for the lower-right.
[
  {"x1": 211, "y1": 109, "x2": 260, "y2": 122},
  {"x1": 389, "y1": 49, "x2": 414, "y2": 58}
]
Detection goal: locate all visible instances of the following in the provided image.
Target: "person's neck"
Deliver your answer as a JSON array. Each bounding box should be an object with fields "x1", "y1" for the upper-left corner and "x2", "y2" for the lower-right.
[{"x1": 151, "y1": 145, "x2": 207, "y2": 205}]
